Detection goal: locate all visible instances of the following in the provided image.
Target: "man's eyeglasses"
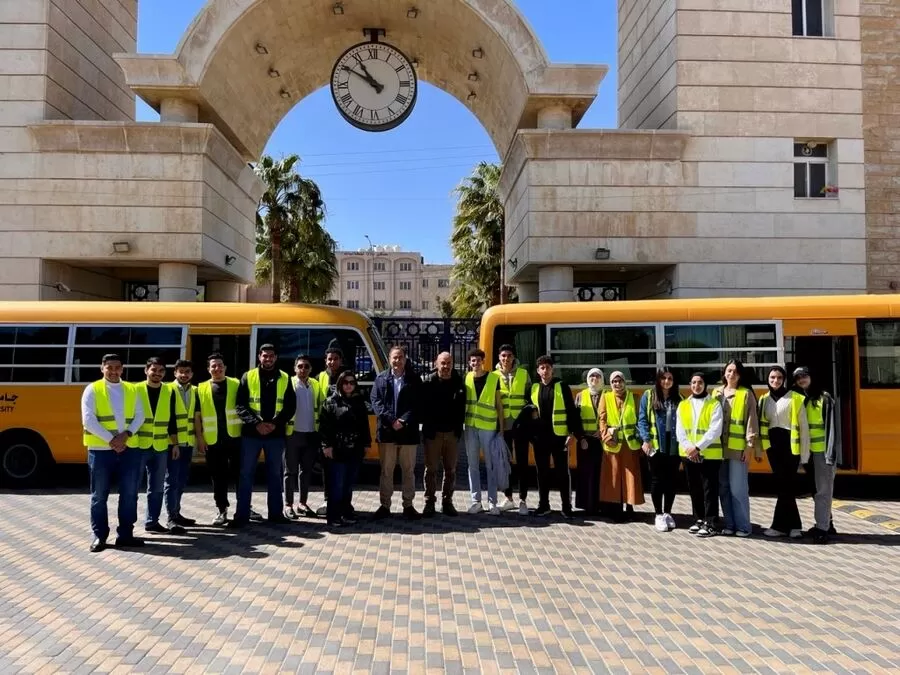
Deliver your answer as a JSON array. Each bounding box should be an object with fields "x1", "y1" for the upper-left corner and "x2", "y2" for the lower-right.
[{"x1": 296, "y1": 363, "x2": 311, "y2": 370}]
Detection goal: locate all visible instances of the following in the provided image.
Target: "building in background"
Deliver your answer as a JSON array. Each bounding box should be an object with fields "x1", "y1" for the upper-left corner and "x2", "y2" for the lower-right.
[{"x1": 331, "y1": 246, "x2": 454, "y2": 317}]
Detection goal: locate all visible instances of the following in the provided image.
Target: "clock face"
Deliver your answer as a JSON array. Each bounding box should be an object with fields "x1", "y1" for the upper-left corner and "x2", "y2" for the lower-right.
[{"x1": 330, "y1": 41, "x2": 418, "y2": 132}]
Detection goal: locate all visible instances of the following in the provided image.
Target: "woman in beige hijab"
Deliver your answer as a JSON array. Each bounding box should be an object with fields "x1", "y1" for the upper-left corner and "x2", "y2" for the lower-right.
[
  {"x1": 598, "y1": 370, "x2": 645, "y2": 520},
  {"x1": 574, "y1": 368, "x2": 604, "y2": 514}
]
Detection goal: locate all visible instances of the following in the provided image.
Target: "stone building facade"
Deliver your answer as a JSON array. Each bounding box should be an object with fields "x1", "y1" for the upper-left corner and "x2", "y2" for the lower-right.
[{"x1": 0, "y1": 0, "x2": 896, "y2": 303}]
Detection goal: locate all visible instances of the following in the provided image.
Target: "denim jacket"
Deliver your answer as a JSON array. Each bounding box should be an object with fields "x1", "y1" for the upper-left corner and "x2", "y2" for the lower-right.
[{"x1": 636, "y1": 389, "x2": 681, "y2": 456}]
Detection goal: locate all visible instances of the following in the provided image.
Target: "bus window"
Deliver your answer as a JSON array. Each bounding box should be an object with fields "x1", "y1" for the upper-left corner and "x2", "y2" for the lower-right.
[
  {"x1": 663, "y1": 323, "x2": 780, "y2": 386},
  {"x1": 0, "y1": 325, "x2": 69, "y2": 383},
  {"x1": 549, "y1": 325, "x2": 656, "y2": 387},
  {"x1": 491, "y1": 325, "x2": 546, "y2": 379},
  {"x1": 254, "y1": 327, "x2": 380, "y2": 386},
  {"x1": 71, "y1": 325, "x2": 186, "y2": 383},
  {"x1": 859, "y1": 320, "x2": 900, "y2": 386},
  {"x1": 189, "y1": 334, "x2": 251, "y2": 382}
]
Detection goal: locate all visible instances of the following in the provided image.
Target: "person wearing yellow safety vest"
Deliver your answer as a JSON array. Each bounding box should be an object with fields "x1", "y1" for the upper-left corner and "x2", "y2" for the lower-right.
[
  {"x1": 81, "y1": 353, "x2": 146, "y2": 552},
  {"x1": 574, "y1": 368, "x2": 604, "y2": 515},
  {"x1": 531, "y1": 355, "x2": 583, "y2": 519},
  {"x1": 194, "y1": 352, "x2": 245, "y2": 527},
  {"x1": 134, "y1": 357, "x2": 181, "y2": 536},
  {"x1": 711, "y1": 360, "x2": 761, "y2": 538},
  {"x1": 232, "y1": 343, "x2": 297, "y2": 527},
  {"x1": 284, "y1": 354, "x2": 324, "y2": 520},
  {"x1": 463, "y1": 348, "x2": 506, "y2": 515},
  {"x1": 637, "y1": 367, "x2": 684, "y2": 532},
  {"x1": 598, "y1": 371, "x2": 645, "y2": 522},
  {"x1": 313, "y1": 345, "x2": 344, "y2": 516},
  {"x1": 791, "y1": 366, "x2": 841, "y2": 544},
  {"x1": 496, "y1": 343, "x2": 532, "y2": 515},
  {"x1": 675, "y1": 372, "x2": 724, "y2": 537},
  {"x1": 759, "y1": 366, "x2": 810, "y2": 539},
  {"x1": 164, "y1": 359, "x2": 198, "y2": 531}
]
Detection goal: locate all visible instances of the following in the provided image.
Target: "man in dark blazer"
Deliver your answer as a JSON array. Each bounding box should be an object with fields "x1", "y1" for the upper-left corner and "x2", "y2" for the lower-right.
[{"x1": 370, "y1": 345, "x2": 423, "y2": 520}]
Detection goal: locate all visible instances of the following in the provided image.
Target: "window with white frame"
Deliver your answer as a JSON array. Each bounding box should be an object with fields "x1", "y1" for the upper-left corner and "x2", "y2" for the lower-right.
[
  {"x1": 0, "y1": 325, "x2": 70, "y2": 383},
  {"x1": 374, "y1": 261, "x2": 385, "y2": 271},
  {"x1": 399, "y1": 262, "x2": 412, "y2": 272},
  {"x1": 373, "y1": 281, "x2": 385, "y2": 290},
  {"x1": 422, "y1": 279, "x2": 429, "y2": 288},
  {"x1": 72, "y1": 325, "x2": 185, "y2": 383},
  {"x1": 399, "y1": 281, "x2": 411, "y2": 291},
  {"x1": 346, "y1": 280, "x2": 359, "y2": 290},
  {"x1": 792, "y1": 0, "x2": 827, "y2": 37},
  {"x1": 549, "y1": 325, "x2": 657, "y2": 386},
  {"x1": 346, "y1": 261, "x2": 359, "y2": 271},
  {"x1": 438, "y1": 279, "x2": 450, "y2": 288},
  {"x1": 399, "y1": 300, "x2": 412, "y2": 310},
  {"x1": 664, "y1": 323, "x2": 780, "y2": 386},
  {"x1": 793, "y1": 141, "x2": 830, "y2": 198},
  {"x1": 346, "y1": 300, "x2": 360, "y2": 309},
  {"x1": 374, "y1": 300, "x2": 386, "y2": 310},
  {"x1": 422, "y1": 301, "x2": 430, "y2": 311}
]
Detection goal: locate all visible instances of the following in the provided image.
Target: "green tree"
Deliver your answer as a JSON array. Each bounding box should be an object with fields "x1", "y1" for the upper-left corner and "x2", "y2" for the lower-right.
[
  {"x1": 255, "y1": 154, "x2": 337, "y2": 303},
  {"x1": 449, "y1": 161, "x2": 513, "y2": 317}
]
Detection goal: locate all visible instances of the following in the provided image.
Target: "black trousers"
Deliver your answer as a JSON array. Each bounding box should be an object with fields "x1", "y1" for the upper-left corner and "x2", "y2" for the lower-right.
[
  {"x1": 767, "y1": 428, "x2": 802, "y2": 532},
  {"x1": 649, "y1": 450, "x2": 680, "y2": 515},
  {"x1": 284, "y1": 432, "x2": 319, "y2": 506},
  {"x1": 683, "y1": 457, "x2": 721, "y2": 522},
  {"x1": 533, "y1": 434, "x2": 571, "y2": 510},
  {"x1": 503, "y1": 427, "x2": 532, "y2": 501},
  {"x1": 205, "y1": 438, "x2": 240, "y2": 511}
]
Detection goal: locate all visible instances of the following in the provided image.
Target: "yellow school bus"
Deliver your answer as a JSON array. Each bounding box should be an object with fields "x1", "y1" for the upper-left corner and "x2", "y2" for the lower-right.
[
  {"x1": 0, "y1": 302, "x2": 388, "y2": 487},
  {"x1": 481, "y1": 294, "x2": 900, "y2": 476}
]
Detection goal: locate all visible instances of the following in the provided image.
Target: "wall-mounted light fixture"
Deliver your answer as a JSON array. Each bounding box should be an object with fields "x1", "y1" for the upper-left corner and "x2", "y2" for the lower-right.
[
  {"x1": 112, "y1": 241, "x2": 131, "y2": 254},
  {"x1": 280, "y1": 89, "x2": 291, "y2": 99},
  {"x1": 657, "y1": 278, "x2": 674, "y2": 296},
  {"x1": 472, "y1": 47, "x2": 484, "y2": 59},
  {"x1": 332, "y1": 2, "x2": 344, "y2": 15},
  {"x1": 254, "y1": 43, "x2": 268, "y2": 55},
  {"x1": 467, "y1": 72, "x2": 479, "y2": 82},
  {"x1": 268, "y1": 68, "x2": 280, "y2": 78},
  {"x1": 467, "y1": 92, "x2": 477, "y2": 102},
  {"x1": 225, "y1": 255, "x2": 237, "y2": 267},
  {"x1": 407, "y1": 6, "x2": 419, "y2": 18},
  {"x1": 594, "y1": 247, "x2": 610, "y2": 260},
  {"x1": 410, "y1": 57, "x2": 419, "y2": 68}
]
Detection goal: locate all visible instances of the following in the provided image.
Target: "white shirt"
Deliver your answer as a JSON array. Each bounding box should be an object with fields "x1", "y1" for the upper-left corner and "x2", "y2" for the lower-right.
[
  {"x1": 676, "y1": 395, "x2": 723, "y2": 452},
  {"x1": 293, "y1": 378, "x2": 316, "y2": 434},
  {"x1": 764, "y1": 394, "x2": 811, "y2": 459},
  {"x1": 81, "y1": 380, "x2": 146, "y2": 452},
  {"x1": 391, "y1": 368, "x2": 404, "y2": 415}
]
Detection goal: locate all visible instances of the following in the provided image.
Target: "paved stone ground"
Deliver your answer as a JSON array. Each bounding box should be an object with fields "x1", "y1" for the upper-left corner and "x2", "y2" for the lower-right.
[{"x1": 0, "y1": 484, "x2": 898, "y2": 674}]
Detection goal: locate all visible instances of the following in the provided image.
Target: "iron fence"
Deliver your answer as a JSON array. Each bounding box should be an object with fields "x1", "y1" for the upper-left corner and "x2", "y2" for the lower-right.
[{"x1": 372, "y1": 317, "x2": 480, "y2": 375}]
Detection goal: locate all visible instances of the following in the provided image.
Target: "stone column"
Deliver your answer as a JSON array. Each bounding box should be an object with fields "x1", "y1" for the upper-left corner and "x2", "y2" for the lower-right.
[
  {"x1": 205, "y1": 280, "x2": 244, "y2": 302},
  {"x1": 160, "y1": 98, "x2": 199, "y2": 123},
  {"x1": 536, "y1": 105, "x2": 573, "y2": 130},
  {"x1": 158, "y1": 262, "x2": 198, "y2": 302},
  {"x1": 516, "y1": 282, "x2": 538, "y2": 303},
  {"x1": 538, "y1": 265, "x2": 574, "y2": 303}
]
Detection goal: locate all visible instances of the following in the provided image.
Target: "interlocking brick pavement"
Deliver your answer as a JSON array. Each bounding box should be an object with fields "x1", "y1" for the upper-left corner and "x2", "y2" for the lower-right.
[{"x1": 0, "y1": 484, "x2": 898, "y2": 674}]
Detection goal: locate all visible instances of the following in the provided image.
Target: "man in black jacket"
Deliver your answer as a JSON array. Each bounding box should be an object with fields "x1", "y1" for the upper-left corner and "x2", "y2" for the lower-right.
[
  {"x1": 370, "y1": 345, "x2": 423, "y2": 520},
  {"x1": 232, "y1": 344, "x2": 296, "y2": 527},
  {"x1": 421, "y1": 352, "x2": 466, "y2": 517},
  {"x1": 532, "y1": 355, "x2": 583, "y2": 519}
]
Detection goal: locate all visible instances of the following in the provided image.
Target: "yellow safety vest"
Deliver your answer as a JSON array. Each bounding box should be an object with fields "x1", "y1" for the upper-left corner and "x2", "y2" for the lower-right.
[
  {"x1": 247, "y1": 368, "x2": 290, "y2": 418},
  {"x1": 286, "y1": 376, "x2": 322, "y2": 435},
  {"x1": 644, "y1": 389, "x2": 685, "y2": 452},
  {"x1": 806, "y1": 398, "x2": 826, "y2": 453},
  {"x1": 135, "y1": 382, "x2": 174, "y2": 451},
  {"x1": 197, "y1": 377, "x2": 241, "y2": 445},
  {"x1": 579, "y1": 390, "x2": 599, "y2": 433},
  {"x1": 171, "y1": 383, "x2": 197, "y2": 447},
  {"x1": 676, "y1": 397, "x2": 723, "y2": 460},
  {"x1": 758, "y1": 391, "x2": 802, "y2": 455},
  {"x1": 465, "y1": 371, "x2": 501, "y2": 431},
  {"x1": 530, "y1": 382, "x2": 568, "y2": 437},
  {"x1": 82, "y1": 380, "x2": 140, "y2": 448},
  {"x1": 317, "y1": 371, "x2": 332, "y2": 393},
  {"x1": 497, "y1": 367, "x2": 528, "y2": 420},
  {"x1": 603, "y1": 390, "x2": 640, "y2": 452},
  {"x1": 712, "y1": 387, "x2": 750, "y2": 452}
]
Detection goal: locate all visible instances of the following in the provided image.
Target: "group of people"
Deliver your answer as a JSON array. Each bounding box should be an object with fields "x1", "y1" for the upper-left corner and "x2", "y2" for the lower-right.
[{"x1": 81, "y1": 340, "x2": 841, "y2": 552}]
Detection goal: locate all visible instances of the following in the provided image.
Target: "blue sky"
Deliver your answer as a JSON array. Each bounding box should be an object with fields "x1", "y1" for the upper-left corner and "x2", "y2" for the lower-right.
[{"x1": 137, "y1": 1, "x2": 618, "y2": 263}]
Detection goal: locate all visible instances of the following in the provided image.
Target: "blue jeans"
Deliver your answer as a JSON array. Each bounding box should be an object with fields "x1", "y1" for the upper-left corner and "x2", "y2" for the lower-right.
[
  {"x1": 236, "y1": 436, "x2": 285, "y2": 520},
  {"x1": 164, "y1": 445, "x2": 193, "y2": 521},
  {"x1": 720, "y1": 458, "x2": 751, "y2": 533},
  {"x1": 88, "y1": 448, "x2": 141, "y2": 540},
  {"x1": 140, "y1": 450, "x2": 169, "y2": 526},
  {"x1": 464, "y1": 427, "x2": 498, "y2": 506},
  {"x1": 327, "y1": 458, "x2": 360, "y2": 523}
]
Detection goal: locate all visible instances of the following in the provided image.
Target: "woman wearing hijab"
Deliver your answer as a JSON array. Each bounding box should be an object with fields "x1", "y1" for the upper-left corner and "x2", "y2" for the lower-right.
[
  {"x1": 574, "y1": 368, "x2": 604, "y2": 515},
  {"x1": 318, "y1": 370, "x2": 372, "y2": 528},
  {"x1": 598, "y1": 371, "x2": 644, "y2": 520},
  {"x1": 758, "y1": 366, "x2": 810, "y2": 539},
  {"x1": 791, "y1": 366, "x2": 839, "y2": 544},
  {"x1": 637, "y1": 367, "x2": 683, "y2": 532},
  {"x1": 711, "y1": 360, "x2": 761, "y2": 538},
  {"x1": 675, "y1": 372, "x2": 724, "y2": 537}
]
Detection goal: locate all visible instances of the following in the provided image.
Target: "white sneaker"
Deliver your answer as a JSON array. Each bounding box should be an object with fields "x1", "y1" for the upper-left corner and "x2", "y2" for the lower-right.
[
  {"x1": 315, "y1": 502, "x2": 328, "y2": 516},
  {"x1": 736, "y1": 530, "x2": 751, "y2": 538},
  {"x1": 664, "y1": 513, "x2": 676, "y2": 529},
  {"x1": 688, "y1": 521, "x2": 702, "y2": 534},
  {"x1": 789, "y1": 529, "x2": 803, "y2": 539},
  {"x1": 499, "y1": 496, "x2": 516, "y2": 512},
  {"x1": 518, "y1": 500, "x2": 529, "y2": 515},
  {"x1": 722, "y1": 528, "x2": 735, "y2": 536},
  {"x1": 467, "y1": 502, "x2": 484, "y2": 515},
  {"x1": 489, "y1": 506, "x2": 501, "y2": 516},
  {"x1": 654, "y1": 515, "x2": 669, "y2": 532},
  {"x1": 764, "y1": 528, "x2": 785, "y2": 538}
]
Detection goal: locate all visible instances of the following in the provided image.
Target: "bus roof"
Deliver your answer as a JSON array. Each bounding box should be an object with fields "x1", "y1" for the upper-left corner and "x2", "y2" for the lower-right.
[
  {"x1": 0, "y1": 302, "x2": 374, "y2": 328},
  {"x1": 482, "y1": 294, "x2": 900, "y2": 329}
]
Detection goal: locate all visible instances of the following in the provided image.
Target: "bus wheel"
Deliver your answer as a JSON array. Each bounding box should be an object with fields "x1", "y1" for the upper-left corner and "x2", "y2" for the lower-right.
[{"x1": 0, "y1": 430, "x2": 52, "y2": 488}]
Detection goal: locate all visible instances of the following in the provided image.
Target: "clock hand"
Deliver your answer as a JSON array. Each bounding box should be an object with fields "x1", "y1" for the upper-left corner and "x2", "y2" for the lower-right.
[
  {"x1": 355, "y1": 61, "x2": 385, "y2": 93},
  {"x1": 341, "y1": 65, "x2": 384, "y2": 94}
]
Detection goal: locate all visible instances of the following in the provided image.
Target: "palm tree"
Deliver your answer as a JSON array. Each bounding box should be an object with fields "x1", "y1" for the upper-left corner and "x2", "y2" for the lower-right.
[
  {"x1": 255, "y1": 154, "x2": 337, "y2": 303},
  {"x1": 449, "y1": 161, "x2": 512, "y2": 317}
]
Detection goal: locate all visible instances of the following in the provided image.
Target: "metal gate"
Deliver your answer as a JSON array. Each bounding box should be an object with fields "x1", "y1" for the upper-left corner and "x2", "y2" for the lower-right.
[{"x1": 372, "y1": 318, "x2": 480, "y2": 374}]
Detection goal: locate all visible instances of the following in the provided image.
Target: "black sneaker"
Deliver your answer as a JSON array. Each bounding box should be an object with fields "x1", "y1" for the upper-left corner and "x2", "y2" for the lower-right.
[
  {"x1": 403, "y1": 506, "x2": 421, "y2": 521},
  {"x1": 299, "y1": 504, "x2": 317, "y2": 518},
  {"x1": 535, "y1": 505, "x2": 552, "y2": 517},
  {"x1": 696, "y1": 523, "x2": 719, "y2": 538},
  {"x1": 422, "y1": 502, "x2": 436, "y2": 518},
  {"x1": 165, "y1": 522, "x2": 187, "y2": 535},
  {"x1": 144, "y1": 522, "x2": 167, "y2": 534},
  {"x1": 561, "y1": 506, "x2": 574, "y2": 520},
  {"x1": 442, "y1": 500, "x2": 458, "y2": 517},
  {"x1": 90, "y1": 538, "x2": 107, "y2": 553},
  {"x1": 213, "y1": 510, "x2": 228, "y2": 526},
  {"x1": 813, "y1": 532, "x2": 830, "y2": 545},
  {"x1": 342, "y1": 515, "x2": 358, "y2": 526},
  {"x1": 268, "y1": 514, "x2": 291, "y2": 525},
  {"x1": 249, "y1": 509, "x2": 263, "y2": 522},
  {"x1": 327, "y1": 519, "x2": 344, "y2": 529},
  {"x1": 171, "y1": 514, "x2": 196, "y2": 526},
  {"x1": 114, "y1": 536, "x2": 145, "y2": 548},
  {"x1": 284, "y1": 505, "x2": 298, "y2": 520},
  {"x1": 828, "y1": 521, "x2": 838, "y2": 536},
  {"x1": 372, "y1": 506, "x2": 391, "y2": 521},
  {"x1": 226, "y1": 518, "x2": 248, "y2": 529}
]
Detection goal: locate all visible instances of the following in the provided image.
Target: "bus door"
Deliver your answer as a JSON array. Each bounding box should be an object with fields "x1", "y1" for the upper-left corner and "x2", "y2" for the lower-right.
[
  {"x1": 187, "y1": 329, "x2": 251, "y2": 383},
  {"x1": 784, "y1": 321, "x2": 857, "y2": 470}
]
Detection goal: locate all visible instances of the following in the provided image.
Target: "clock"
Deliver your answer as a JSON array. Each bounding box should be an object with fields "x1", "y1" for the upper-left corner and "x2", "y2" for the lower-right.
[{"x1": 330, "y1": 41, "x2": 418, "y2": 132}]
